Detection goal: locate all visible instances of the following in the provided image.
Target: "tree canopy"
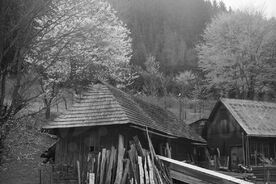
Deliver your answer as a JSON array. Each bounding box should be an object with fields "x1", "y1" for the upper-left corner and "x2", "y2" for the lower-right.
[
  {"x1": 26, "y1": 0, "x2": 132, "y2": 118},
  {"x1": 108, "y1": 0, "x2": 229, "y2": 74},
  {"x1": 197, "y1": 11, "x2": 276, "y2": 99},
  {"x1": 1, "y1": 0, "x2": 132, "y2": 121}
]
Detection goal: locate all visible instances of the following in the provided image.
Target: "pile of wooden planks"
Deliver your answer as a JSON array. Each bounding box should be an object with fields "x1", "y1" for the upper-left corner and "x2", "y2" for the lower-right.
[{"x1": 85, "y1": 134, "x2": 172, "y2": 184}]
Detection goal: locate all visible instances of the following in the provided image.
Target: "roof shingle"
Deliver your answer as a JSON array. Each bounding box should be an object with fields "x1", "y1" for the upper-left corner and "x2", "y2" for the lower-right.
[
  {"x1": 219, "y1": 98, "x2": 276, "y2": 137},
  {"x1": 43, "y1": 81, "x2": 204, "y2": 142}
]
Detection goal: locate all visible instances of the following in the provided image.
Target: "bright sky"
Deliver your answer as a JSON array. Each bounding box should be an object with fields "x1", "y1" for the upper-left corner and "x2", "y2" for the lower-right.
[{"x1": 220, "y1": 0, "x2": 276, "y2": 18}]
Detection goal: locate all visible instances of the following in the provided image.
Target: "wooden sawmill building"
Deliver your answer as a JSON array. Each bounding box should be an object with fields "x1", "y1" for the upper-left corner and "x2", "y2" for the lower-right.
[{"x1": 43, "y1": 81, "x2": 205, "y2": 182}]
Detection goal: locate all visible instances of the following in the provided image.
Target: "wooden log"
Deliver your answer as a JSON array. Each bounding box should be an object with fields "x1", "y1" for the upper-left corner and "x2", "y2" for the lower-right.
[
  {"x1": 129, "y1": 144, "x2": 139, "y2": 184},
  {"x1": 105, "y1": 147, "x2": 115, "y2": 184},
  {"x1": 99, "y1": 149, "x2": 107, "y2": 184},
  {"x1": 115, "y1": 134, "x2": 125, "y2": 184},
  {"x1": 154, "y1": 165, "x2": 164, "y2": 184},
  {"x1": 77, "y1": 160, "x2": 81, "y2": 184},
  {"x1": 138, "y1": 156, "x2": 145, "y2": 184},
  {"x1": 89, "y1": 173, "x2": 95, "y2": 184},
  {"x1": 121, "y1": 159, "x2": 130, "y2": 184},
  {"x1": 111, "y1": 148, "x2": 117, "y2": 184},
  {"x1": 147, "y1": 154, "x2": 155, "y2": 184},
  {"x1": 130, "y1": 178, "x2": 134, "y2": 184},
  {"x1": 146, "y1": 128, "x2": 156, "y2": 160},
  {"x1": 133, "y1": 136, "x2": 145, "y2": 158},
  {"x1": 105, "y1": 150, "x2": 111, "y2": 178},
  {"x1": 144, "y1": 154, "x2": 150, "y2": 184},
  {"x1": 87, "y1": 152, "x2": 96, "y2": 173},
  {"x1": 96, "y1": 152, "x2": 101, "y2": 184}
]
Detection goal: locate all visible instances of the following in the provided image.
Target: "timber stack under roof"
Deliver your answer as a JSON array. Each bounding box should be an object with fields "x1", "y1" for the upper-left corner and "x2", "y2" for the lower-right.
[{"x1": 44, "y1": 81, "x2": 205, "y2": 142}]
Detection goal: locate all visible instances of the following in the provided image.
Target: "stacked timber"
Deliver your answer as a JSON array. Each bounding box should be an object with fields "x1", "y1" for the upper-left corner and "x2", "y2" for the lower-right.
[{"x1": 85, "y1": 134, "x2": 172, "y2": 184}]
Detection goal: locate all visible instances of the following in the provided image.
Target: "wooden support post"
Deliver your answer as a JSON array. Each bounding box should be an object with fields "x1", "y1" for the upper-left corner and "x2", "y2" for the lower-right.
[
  {"x1": 115, "y1": 134, "x2": 125, "y2": 184},
  {"x1": 39, "y1": 168, "x2": 42, "y2": 184},
  {"x1": 246, "y1": 136, "x2": 250, "y2": 166},
  {"x1": 242, "y1": 132, "x2": 246, "y2": 165}
]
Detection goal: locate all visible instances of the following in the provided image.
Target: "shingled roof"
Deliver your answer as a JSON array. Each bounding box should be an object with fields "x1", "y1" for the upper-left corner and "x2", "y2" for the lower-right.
[
  {"x1": 43, "y1": 81, "x2": 204, "y2": 142},
  {"x1": 211, "y1": 98, "x2": 276, "y2": 137}
]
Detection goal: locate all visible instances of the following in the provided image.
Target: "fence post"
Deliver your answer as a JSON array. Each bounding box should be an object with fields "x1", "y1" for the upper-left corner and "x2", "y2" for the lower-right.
[{"x1": 39, "y1": 168, "x2": 42, "y2": 184}]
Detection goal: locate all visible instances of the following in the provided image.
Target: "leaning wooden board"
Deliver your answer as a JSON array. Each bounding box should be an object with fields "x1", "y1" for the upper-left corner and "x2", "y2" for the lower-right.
[{"x1": 158, "y1": 155, "x2": 253, "y2": 184}]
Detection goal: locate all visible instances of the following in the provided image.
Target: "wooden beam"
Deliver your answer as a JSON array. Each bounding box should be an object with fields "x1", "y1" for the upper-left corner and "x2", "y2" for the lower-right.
[
  {"x1": 246, "y1": 135, "x2": 250, "y2": 166},
  {"x1": 171, "y1": 170, "x2": 209, "y2": 184},
  {"x1": 242, "y1": 132, "x2": 245, "y2": 165},
  {"x1": 158, "y1": 155, "x2": 253, "y2": 184},
  {"x1": 130, "y1": 125, "x2": 178, "y2": 139}
]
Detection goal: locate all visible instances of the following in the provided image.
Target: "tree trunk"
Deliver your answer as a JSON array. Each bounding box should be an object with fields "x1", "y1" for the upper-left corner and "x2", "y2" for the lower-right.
[
  {"x1": 45, "y1": 104, "x2": 51, "y2": 119},
  {"x1": 44, "y1": 98, "x2": 52, "y2": 120}
]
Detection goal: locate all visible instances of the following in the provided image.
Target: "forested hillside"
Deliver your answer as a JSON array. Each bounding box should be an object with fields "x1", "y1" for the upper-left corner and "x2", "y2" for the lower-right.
[{"x1": 108, "y1": 0, "x2": 229, "y2": 74}]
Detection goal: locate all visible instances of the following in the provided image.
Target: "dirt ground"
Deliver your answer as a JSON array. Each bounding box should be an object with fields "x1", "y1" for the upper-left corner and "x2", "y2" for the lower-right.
[
  {"x1": 0, "y1": 118, "x2": 56, "y2": 184},
  {"x1": 0, "y1": 155, "x2": 42, "y2": 184}
]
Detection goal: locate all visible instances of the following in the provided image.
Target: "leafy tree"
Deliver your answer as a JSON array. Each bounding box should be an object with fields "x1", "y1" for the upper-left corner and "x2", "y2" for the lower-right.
[
  {"x1": 197, "y1": 11, "x2": 276, "y2": 99},
  {"x1": 175, "y1": 71, "x2": 196, "y2": 98},
  {"x1": 0, "y1": 0, "x2": 54, "y2": 122},
  {"x1": 27, "y1": 0, "x2": 132, "y2": 119},
  {"x1": 141, "y1": 55, "x2": 162, "y2": 96},
  {"x1": 0, "y1": 0, "x2": 55, "y2": 163}
]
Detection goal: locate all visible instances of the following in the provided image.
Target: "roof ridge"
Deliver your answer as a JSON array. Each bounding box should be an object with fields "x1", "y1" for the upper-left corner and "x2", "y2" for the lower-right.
[{"x1": 220, "y1": 98, "x2": 276, "y2": 106}]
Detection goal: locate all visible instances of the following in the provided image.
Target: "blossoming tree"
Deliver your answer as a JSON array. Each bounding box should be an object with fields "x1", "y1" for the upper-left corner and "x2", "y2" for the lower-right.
[{"x1": 27, "y1": 0, "x2": 132, "y2": 118}]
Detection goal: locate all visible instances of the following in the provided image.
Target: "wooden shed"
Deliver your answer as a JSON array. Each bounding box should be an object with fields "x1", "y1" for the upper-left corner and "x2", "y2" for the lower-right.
[
  {"x1": 43, "y1": 81, "x2": 205, "y2": 181},
  {"x1": 205, "y1": 98, "x2": 276, "y2": 169}
]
